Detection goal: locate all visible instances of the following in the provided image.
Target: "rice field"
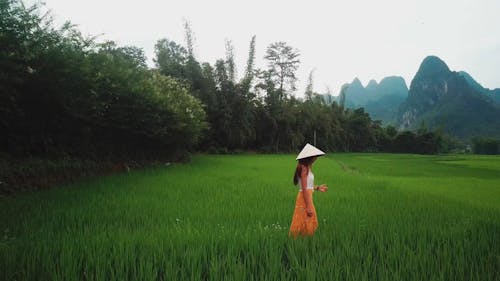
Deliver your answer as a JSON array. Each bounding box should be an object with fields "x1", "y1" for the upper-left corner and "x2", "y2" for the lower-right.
[{"x1": 1, "y1": 153, "x2": 499, "y2": 280}]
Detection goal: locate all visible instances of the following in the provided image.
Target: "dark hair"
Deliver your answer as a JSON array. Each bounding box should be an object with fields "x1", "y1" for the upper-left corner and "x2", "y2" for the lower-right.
[{"x1": 293, "y1": 157, "x2": 315, "y2": 185}]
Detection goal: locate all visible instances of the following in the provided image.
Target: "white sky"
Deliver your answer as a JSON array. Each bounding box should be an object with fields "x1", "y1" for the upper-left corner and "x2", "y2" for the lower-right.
[{"x1": 28, "y1": 0, "x2": 500, "y2": 96}]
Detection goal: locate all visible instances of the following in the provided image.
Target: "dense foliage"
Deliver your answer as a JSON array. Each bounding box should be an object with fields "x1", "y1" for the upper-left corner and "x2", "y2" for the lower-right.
[
  {"x1": 0, "y1": 0, "x2": 206, "y2": 161},
  {"x1": 472, "y1": 137, "x2": 499, "y2": 155}
]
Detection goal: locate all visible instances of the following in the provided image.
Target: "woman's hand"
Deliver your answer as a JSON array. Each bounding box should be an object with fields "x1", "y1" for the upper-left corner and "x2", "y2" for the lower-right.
[
  {"x1": 306, "y1": 208, "x2": 314, "y2": 217},
  {"x1": 318, "y1": 184, "x2": 328, "y2": 192}
]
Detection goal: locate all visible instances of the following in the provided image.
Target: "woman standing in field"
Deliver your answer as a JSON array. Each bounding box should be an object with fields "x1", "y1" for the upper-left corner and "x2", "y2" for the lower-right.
[{"x1": 289, "y1": 143, "x2": 328, "y2": 238}]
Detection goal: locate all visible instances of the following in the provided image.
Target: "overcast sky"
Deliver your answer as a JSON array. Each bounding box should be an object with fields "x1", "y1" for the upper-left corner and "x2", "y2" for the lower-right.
[{"x1": 29, "y1": 0, "x2": 500, "y2": 96}]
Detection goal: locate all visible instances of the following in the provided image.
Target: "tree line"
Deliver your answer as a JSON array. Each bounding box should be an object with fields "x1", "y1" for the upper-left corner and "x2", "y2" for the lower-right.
[
  {"x1": 472, "y1": 137, "x2": 499, "y2": 155},
  {"x1": 1, "y1": 0, "x2": 206, "y2": 161},
  {"x1": 1, "y1": 0, "x2": 452, "y2": 163}
]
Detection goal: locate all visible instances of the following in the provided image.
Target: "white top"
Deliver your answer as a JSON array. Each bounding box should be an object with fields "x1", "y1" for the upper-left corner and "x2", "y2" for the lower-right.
[{"x1": 298, "y1": 170, "x2": 314, "y2": 191}]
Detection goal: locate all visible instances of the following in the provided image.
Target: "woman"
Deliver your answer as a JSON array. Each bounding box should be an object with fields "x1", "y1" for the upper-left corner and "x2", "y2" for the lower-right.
[{"x1": 289, "y1": 143, "x2": 328, "y2": 238}]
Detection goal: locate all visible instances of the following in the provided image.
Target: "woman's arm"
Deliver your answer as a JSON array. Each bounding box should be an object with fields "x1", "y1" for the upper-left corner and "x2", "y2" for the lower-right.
[{"x1": 300, "y1": 166, "x2": 314, "y2": 217}]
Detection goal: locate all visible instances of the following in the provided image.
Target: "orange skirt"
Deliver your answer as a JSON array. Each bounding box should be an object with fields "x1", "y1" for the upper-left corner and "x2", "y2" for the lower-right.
[{"x1": 289, "y1": 190, "x2": 318, "y2": 238}]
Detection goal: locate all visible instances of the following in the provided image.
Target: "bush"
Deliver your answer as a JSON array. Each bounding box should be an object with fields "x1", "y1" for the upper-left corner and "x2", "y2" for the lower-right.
[{"x1": 472, "y1": 137, "x2": 500, "y2": 155}]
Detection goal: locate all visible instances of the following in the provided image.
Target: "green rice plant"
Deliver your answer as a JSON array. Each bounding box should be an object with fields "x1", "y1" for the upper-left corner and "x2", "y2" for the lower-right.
[{"x1": 0, "y1": 154, "x2": 499, "y2": 280}]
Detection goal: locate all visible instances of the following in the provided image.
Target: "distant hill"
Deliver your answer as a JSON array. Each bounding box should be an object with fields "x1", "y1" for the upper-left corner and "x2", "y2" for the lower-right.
[
  {"x1": 458, "y1": 71, "x2": 500, "y2": 104},
  {"x1": 397, "y1": 56, "x2": 500, "y2": 138},
  {"x1": 343, "y1": 77, "x2": 367, "y2": 107},
  {"x1": 341, "y1": 76, "x2": 408, "y2": 125}
]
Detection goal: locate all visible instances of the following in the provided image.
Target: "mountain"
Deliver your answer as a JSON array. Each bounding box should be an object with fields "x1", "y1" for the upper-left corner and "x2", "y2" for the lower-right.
[
  {"x1": 344, "y1": 77, "x2": 368, "y2": 107},
  {"x1": 397, "y1": 56, "x2": 500, "y2": 138},
  {"x1": 377, "y1": 76, "x2": 408, "y2": 97},
  {"x1": 365, "y1": 79, "x2": 378, "y2": 93},
  {"x1": 458, "y1": 71, "x2": 500, "y2": 104},
  {"x1": 458, "y1": 71, "x2": 485, "y2": 93},
  {"x1": 341, "y1": 76, "x2": 408, "y2": 124}
]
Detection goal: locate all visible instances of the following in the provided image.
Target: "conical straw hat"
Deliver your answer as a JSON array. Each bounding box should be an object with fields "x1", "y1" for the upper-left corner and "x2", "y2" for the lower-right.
[{"x1": 296, "y1": 143, "x2": 325, "y2": 160}]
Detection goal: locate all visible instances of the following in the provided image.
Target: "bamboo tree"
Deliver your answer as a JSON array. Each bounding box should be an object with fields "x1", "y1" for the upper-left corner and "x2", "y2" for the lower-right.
[
  {"x1": 183, "y1": 19, "x2": 196, "y2": 59},
  {"x1": 241, "y1": 35, "x2": 256, "y2": 94},
  {"x1": 304, "y1": 68, "x2": 316, "y2": 101},
  {"x1": 225, "y1": 39, "x2": 236, "y2": 83}
]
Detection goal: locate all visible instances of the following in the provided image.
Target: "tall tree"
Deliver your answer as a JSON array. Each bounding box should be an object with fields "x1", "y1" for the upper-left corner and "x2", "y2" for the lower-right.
[
  {"x1": 183, "y1": 19, "x2": 196, "y2": 59},
  {"x1": 174, "y1": 21, "x2": 204, "y2": 100},
  {"x1": 338, "y1": 84, "x2": 348, "y2": 109},
  {"x1": 225, "y1": 39, "x2": 236, "y2": 83},
  {"x1": 323, "y1": 86, "x2": 335, "y2": 104},
  {"x1": 211, "y1": 59, "x2": 232, "y2": 146},
  {"x1": 241, "y1": 35, "x2": 256, "y2": 93},
  {"x1": 304, "y1": 68, "x2": 315, "y2": 101},
  {"x1": 154, "y1": 39, "x2": 188, "y2": 79},
  {"x1": 264, "y1": 42, "x2": 300, "y2": 100}
]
